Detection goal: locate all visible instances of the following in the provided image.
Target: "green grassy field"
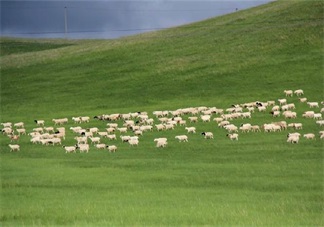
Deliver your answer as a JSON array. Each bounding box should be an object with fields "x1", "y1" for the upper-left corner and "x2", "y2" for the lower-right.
[{"x1": 1, "y1": 0, "x2": 323, "y2": 226}]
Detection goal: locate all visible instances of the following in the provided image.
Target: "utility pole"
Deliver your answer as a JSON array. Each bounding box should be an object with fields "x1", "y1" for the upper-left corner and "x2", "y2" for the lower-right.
[{"x1": 64, "y1": 6, "x2": 68, "y2": 38}]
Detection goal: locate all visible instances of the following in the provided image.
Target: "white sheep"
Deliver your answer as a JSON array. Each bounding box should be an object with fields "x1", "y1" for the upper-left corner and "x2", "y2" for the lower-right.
[
  {"x1": 287, "y1": 135, "x2": 300, "y2": 144},
  {"x1": 201, "y1": 132, "x2": 213, "y2": 139},
  {"x1": 307, "y1": 102, "x2": 319, "y2": 108},
  {"x1": 185, "y1": 127, "x2": 196, "y2": 133},
  {"x1": 316, "y1": 120, "x2": 324, "y2": 126},
  {"x1": 80, "y1": 116, "x2": 90, "y2": 123},
  {"x1": 8, "y1": 144, "x2": 20, "y2": 152},
  {"x1": 188, "y1": 116, "x2": 198, "y2": 123},
  {"x1": 224, "y1": 124, "x2": 238, "y2": 133},
  {"x1": 79, "y1": 144, "x2": 90, "y2": 153},
  {"x1": 284, "y1": 90, "x2": 293, "y2": 97},
  {"x1": 239, "y1": 123, "x2": 251, "y2": 133},
  {"x1": 63, "y1": 145, "x2": 78, "y2": 153},
  {"x1": 74, "y1": 136, "x2": 87, "y2": 144},
  {"x1": 72, "y1": 117, "x2": 82, "y2": 124},
  {"x1": 1, "y1": 122, "x2": 12, "y2": 128},
  {"x1": 128, "y1": 139, "x2": 139, "y2": 146},
  {"x1": 313, "y1": 113, "x2": 322, "y2": 120},
  {"x1": 303, "y1": 133, "x2": 315, "y2": 140},
  {"x1": 89, "y1": 137, "x2": 101, "y2": 144},
  {"x1": 16, "y1": 128, "x2": 26, "y2": 135},
  {"x1": 107, "y1": 123, "x2": 118, "y2": 128},
  {"x1": 14, "y1": 122, "x2": 24, "y2": 128},
  {"x1": 107, "y1": 145, "x2": 117, "y2": 152},
  {"x1": 156, "y1": 140, "x2": 168, "y2": 148},
  {"x1": 34, "y1": 120, "x2": 45, "y2": 126},
  {"x1": 120, "y1": 135, "x2": 131, "y2": 142},
  {"x1": 95, "y1": 143, "x2": 106, "y2": 149},
  {"x1": 175, "y1": 135, "x2": 188, "y2": 142},
  {"x1": 278, "y1": 98, "x2": 287, "y2": 105},
  {"x1": 154, "y1": 138, "x2": 168, "y2": 143},
  {"x1": 299, "y1": 97, "x2": 307, "y2": 103},
  {"x1": 201, "y1": 115, "x2": 211, "y2": 122},
  {"x1": 107, "y1": 134, "x2": 117, "y2": 140},
  {"x1": 227, "y1": 133, "x2": 239, "y2": 140},
  {"x1": 294, "y1": 89, "x2": 304, "y2": 96},
  {"x1": 155, "y1": 124, "x2": 165, "y2": 131},
  {"x1": 302, "y1": 111, "x2": 315, "y2": 118},
  {"x1": 117, "y1": 127, "x2": 128, "y2": 133},
  {"x1": 52, "y1": 118, "x2": 68, "y2": 125}
]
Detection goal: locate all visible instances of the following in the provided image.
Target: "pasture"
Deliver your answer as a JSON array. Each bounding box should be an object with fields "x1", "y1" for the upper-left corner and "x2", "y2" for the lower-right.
[{"x1": 1, "y1": 0, "x2": 323, "y2": 226}]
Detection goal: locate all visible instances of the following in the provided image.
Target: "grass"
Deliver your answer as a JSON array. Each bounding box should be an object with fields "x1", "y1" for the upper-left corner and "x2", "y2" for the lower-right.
[{"x1": 1, "y1": 0, "x2": 324, "y2": 226}]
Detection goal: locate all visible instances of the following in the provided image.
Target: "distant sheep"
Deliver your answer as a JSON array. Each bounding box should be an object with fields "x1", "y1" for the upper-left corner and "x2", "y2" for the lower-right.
[
  {"x1": 8, "y1": 144, "x2": 20, "y2": 152},
  {"x1": 156, "y1": 140, "x2": 168, "y2": 148},
  {"x1": 299, "y1": 97, "x2": 307, "y2": 103},
  {"x1": 95, "y1": 143, "x2": 106, "y2": 149},
  {"x1": 201, "y1": 115, "x2": 211, "y2": 122},
  {"x1": 1, "y1": 122, "x2": 12, "y2": 128},
  {"x1": 175, "y1": 135, "x2": 188, "y2": 142},
  {"x1": 14, "y1": 122, "x2": 24, "y2": 128},
  {"x1": 185, "y1": 127, "x2": 196, "y2": 134},
  {"x1": 278, "y1": 98, "x2": 287, "y2": 105},
  {"x1": 52, "y1": 118, "x2": 68, "y2": 125},
  {"x1": 128, "y1": 139, "x2": 139, "y2": 146},
  {"x1": 303, "y1": 133, "x2": 315, "y2": 140},
  {"x1": 227, "y1": 133, "x2": 239, "y2": 140},
  {"x1": 107, "y1": 145, "x2": 117, "y2": 152},
  {"x1": 307, "y1": 102, "x2": 319, "y2": 108},
  {"x1": 284, "y1": 90, "x2": 293, "y2": 97},
  {"x1": 78, "y1": 144, "x2": 90, "y2": 153},
  {"x1": 34, "y1": 120, "x2": 45, "y2": 126},
  {"x1": 201, "y1": 132, "x2": 213, "y2": 139},
  {"x1": 63, "y1": 145, "x2": 78, "y2": 153},
  {"x1": 294, "y1": 89, "x2": 304, "y2": 96}
]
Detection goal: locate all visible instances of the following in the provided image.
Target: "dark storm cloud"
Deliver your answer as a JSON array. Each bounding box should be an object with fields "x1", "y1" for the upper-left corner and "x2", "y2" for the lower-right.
[{"x1": 0, "y1": 0, "x2": 273, "y2": 39}]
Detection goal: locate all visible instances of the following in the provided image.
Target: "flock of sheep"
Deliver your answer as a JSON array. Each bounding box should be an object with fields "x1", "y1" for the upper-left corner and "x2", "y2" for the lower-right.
[{"x1": 2, "y1": 89, "x2": 324, "y2": 153}]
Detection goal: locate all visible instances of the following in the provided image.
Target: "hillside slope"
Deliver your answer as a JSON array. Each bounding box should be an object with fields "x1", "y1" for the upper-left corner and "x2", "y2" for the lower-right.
[{"x1": 1, "y1": 0, "x2": 323, "y2": 120}]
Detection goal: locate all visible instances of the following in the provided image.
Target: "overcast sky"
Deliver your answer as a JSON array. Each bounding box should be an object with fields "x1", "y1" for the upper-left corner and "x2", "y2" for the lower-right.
[{"x1": 1, "y1": 0, "x2": 272, "y2": 39}]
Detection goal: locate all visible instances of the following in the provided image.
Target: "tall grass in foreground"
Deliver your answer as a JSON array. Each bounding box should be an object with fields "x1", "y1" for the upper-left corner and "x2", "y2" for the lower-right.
[{"x1": 1, "y1": 0, "x2": 323, "y2": 226}]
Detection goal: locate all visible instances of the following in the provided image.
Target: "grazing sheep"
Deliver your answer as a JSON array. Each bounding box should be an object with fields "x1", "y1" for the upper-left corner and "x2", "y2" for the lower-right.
[
  {"x1": 89, "y1": 137, "x2": 101, "y2": 144},
  {"x1": 8, "y1": 134, "x2": 19, "y2": 142},
  {"x1": 278, "y1": 98, "x2": 287, "y2": 105},
  {"x1": 79, "y1": 144, "x2": 90, "y2": 153},
  {"x1": 98, "y1": 131, "x2": 109, "y2": 137},
  {"x1": 272, "y1": 105, "x2": 280, "y2": 111},
  {"x1": 52, "y1": 118, "x2": 68, "y2": 125},
  {"x1": 8, "y1": 144, "x2": 20, "y2": 152},
  {"x1": 63, "y1": 145, "x2": 78, "y2": 153},
  {"x1": 270, "y1": 111, "x2": 280, "y2": 117},
  {"x1": 74, "y1": 136, "x2": 88, "y2": 144},
  {"x1": 128, "y1": 139, "x2": 139, "y2": 146},
  {"x1": 313, "y1": 113, "x2": 322, "y2": 120},
  {"x1": 302, "y1": 111, "x2": 315, "y2": 118},
  {"x1": 316, "y1": 120, "x2": 324, "y2": 126},
  {"x1": 188, "y1": 116, "x2": 198, "y2": 123},
  {"x1": 185, "y1": 127, "x2": 196, "y2": 134},
  {"x1": 88, "y1": 127, "x2": 99, "y2": 134},
  {"x1": 201, "y1": 115, "x2": 211, "y2": 122},
  {"x1": 14, "y1": 122, "x2": 24, "y2": 128},
  {"x1": 2, "y1": 127, "x2": 13, "y2": 135},
  {"x1": 154, "y1": 138, "x2": 168, "y2": 143},
  {"x1": 72, "y1": 117, "x2": 82, "y2": 124},
  {"x1": 303, "y1": 133, "x2": 315, "y2": 140},
  {"x1": 107, "y1": 123, "x2": 118, "y2": 128},
  {"x1": 155, "y1": 124, "x2": 165, "y2": 131},
  {"x1": 227, "y1": 133, "x2": 239, "y2": 140},
  {"x1": 294, "y1": 89, "x2": 304, "y2": 96},
  {"x1": 241, "y1": 112, "x2": 251, "y2": 119},
  {"x1": 107, "y1": 134, "x2": 117, "y2": 140},
  {"x1": 251, "y1": 125, "x2": 261, "y2": 132},
  {"x1": 156, "y1": 140, "x2": 168, "y2": 148},
  {"x1": 95, "y1": 143, "x2": 106, "y2": 149},
  {"x1": 80, "y1": 116, "x2": 90, "y2": 123},
  {"x1": 284, "y1": 90, "x2": 293, "y2": 97},
  {"x1": 224, "y1": 124, "x2": 238, "y2": 133},
  {"x1": 120, "y1": 135, "x2": 131, "y2": 142},
  {"x1": 1, "y1": 122, "x2": 12, "y2": 128},
  {"x1": 307, "y1": 102, "x2": 319, "y2": 108},
  {"x1": 283, "y1": 111, "x2": 297, "y2": 119},
  {"x1": 201, "y1": 132, "x2": 213, "y2": 139},
  {"x1": 107, "y1": 145, "x2": 117, "y2": 152},
  {"x1": 16, "y1": 128, "x2": 26, "y2": 135},
  {"x1": 239, "y1": 123, "x2": 251, "y2": 133},
  {"x1": 175, "y1": 135, "x2": 188, "y2": 142},
  {"x1": 287, "y1": 134, "x2": 300, "y2": 144}
]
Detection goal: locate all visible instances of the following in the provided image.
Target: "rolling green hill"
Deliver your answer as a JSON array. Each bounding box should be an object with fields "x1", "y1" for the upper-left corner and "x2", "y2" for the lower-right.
[{"x1": 0, "y1": 0, "x2": 323, "y2": 226}]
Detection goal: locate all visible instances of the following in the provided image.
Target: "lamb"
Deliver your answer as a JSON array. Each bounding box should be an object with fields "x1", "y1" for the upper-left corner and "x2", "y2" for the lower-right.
[
  {"x1": 294, "y1": 89, "x2": 304, "y2": 96},
  {"x1": 201, "y1": 132, "x2": 213, "y2": 139},
  {"x1": 8, "y1": 144, "x2": 20, "y2": 152},
  {"x1": 307, "y1": 102, "x2": 319, "y2": 108},
  {"x1": 185, "y1": 127, "x2": 196, "y2": 134},
  {"x1": 95, "y1": 143, "x2": 106, "y2": 149},
  {"x1": 175, "y1": 135, "x2": 188, "y2": 142},
  {"x1": 89, "y1": 137, "x2": 101, "y2": 144},
  {"x1": 227, "y1": 133, "x2": 239, "y2": 140},
  {"x1": 63, "y1": 145, "x2": 78, "y2": 153},
  {"x1": 107, "y1": 145, "x2": 117, "y2": 152},
  {"x1": 78, "y1": 144, "x2": 90, "y2": 153},
  {"x1": 303, "y1": 133, "x2": 315, "y2": 140},
  {"x1": 284, "y1": 90, "x2": 293, "y2": 97}
]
